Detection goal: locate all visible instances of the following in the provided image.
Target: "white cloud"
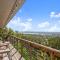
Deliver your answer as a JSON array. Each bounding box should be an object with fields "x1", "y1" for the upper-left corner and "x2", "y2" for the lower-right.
[
  {"x1": 27, "y1": 18, "x2": 32, "y2": 22},
  {"x1": 20, "y1": 21, "x2": 32, "y2": 31},
  {"x1": 48, "y1": 25, "x2": 60, "y2": 32},
  {"x1": 7, "y1": 17, "x2": 32, "y2": 31},
  {"x1": 51, "y1": 12, "x2": 55, "y2": 15},
  {"x1": 7, "y1": 16, "x2": 60, "y2": 32},
  {"x1": 38, "y1": 21, "x2": 60, "y2": 32},
  {"x1": 48, "y1": 25, "x2": 57, "y2": 32},
  {"x1": 38, "y1": 21, "x2": 50, "y2": 28},
  {"x1": 50, "y1": 12, "x2": 60, "y2": 18}
]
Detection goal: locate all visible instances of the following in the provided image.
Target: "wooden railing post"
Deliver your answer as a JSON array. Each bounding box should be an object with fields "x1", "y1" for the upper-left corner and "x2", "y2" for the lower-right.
[
  {"x1": 28, "y1": 45, "x2": 32, "y2": 60},
  {"x1": 20, "y1": 41, "x2": 24, "y2": 58},
  {"x1": 50, "y1": 52, "x2": 56, "y2": 60},
  {"x1": 17, "y1": 39, "x2": 19, "y2": 51},
  {"x1": 13, "y1": 37, "x2": 15, "y2": 46}
]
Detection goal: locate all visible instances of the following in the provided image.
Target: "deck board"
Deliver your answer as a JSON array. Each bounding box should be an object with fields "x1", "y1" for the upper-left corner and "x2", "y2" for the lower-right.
[
  {"x1": 0, "y1": 42, "x2": 25, "y2": 60},
  {"x1": 8, "y1": 43, "x2": 25, "y2": 60}
]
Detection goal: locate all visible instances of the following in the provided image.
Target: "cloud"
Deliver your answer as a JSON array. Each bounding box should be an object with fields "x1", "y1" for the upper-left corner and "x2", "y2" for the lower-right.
[
  {"x1": 38, "y1": 21, "x2": 60, "y2": 32},
  {"x1": 48, "y1": 25, "x2": 60, "y2": 32},
  {"x1": 7, "y1": 17, "x2": 32, "y2": 31},
  {"x1": 50, "y1": 12, "x2": 60, "y2": 18},
  {"x1": 38, "y1": 21, "x2": 50, "y2": 28},
  {"x1": 48, "y1": 25, "x2": 57, "y2": 32},
  {"x1": 7, "y1": 16, "x2": 60, "y2": 32},
  {"x1": 27, "y1": 18, "x2": 32, "y2": 22}
]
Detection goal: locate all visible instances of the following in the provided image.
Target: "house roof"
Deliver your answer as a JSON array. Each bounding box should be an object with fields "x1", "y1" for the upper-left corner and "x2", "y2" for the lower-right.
[{"x1": 0, "y1": 0, "x2": 24, "y2": 28}]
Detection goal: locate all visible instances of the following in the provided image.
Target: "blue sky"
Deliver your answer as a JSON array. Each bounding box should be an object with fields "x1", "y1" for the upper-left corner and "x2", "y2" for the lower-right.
[{"x1": 7, "y1": 0, "x2": 60, "y2": 32}]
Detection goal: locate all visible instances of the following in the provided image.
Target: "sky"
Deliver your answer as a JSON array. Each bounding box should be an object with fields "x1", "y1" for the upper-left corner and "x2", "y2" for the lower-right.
[{"x1": 7, "y1": 0, "x2": 60, "y2": 32}]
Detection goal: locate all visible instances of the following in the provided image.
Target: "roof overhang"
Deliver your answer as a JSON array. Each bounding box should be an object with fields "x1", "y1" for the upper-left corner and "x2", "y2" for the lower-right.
[{"x1": 0, "y1": 0, "x2": 24, "y2": 28}]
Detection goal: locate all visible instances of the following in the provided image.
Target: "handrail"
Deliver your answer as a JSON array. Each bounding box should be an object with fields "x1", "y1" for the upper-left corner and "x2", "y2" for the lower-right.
[{"x1": 6, "y1": 35, "x2": 60, "y2": 60}]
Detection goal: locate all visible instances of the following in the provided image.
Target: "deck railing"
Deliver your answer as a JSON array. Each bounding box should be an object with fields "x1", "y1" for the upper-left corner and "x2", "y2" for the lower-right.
[{"x1": 5, "y1": 35, "x2": 60, "y2": 60}]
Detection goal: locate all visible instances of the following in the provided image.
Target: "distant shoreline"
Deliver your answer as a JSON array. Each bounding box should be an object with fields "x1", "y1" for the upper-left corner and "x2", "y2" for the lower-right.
[{"x1": 20, "y1": 32, "x2": 60, "y2": 36}]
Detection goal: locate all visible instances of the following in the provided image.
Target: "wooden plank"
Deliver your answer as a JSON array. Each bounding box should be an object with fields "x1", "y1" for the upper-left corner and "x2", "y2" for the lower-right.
[
  {"x1": 9, "y1": 44, "x2": 25, "y2": 60},
  {"x1": 0, "y1": 41, "x2": 25, "y2": 60}
]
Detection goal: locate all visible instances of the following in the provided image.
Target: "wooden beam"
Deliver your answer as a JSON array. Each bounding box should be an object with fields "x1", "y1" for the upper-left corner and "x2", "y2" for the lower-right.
[{"x1": 0, "y1": 0, "x2": 25, "y2": 28}]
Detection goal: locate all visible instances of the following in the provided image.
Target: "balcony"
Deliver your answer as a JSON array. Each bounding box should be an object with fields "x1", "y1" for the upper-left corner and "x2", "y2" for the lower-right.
[{"x1": 0, "y1": 34, "x2": 60, "y2": 60}]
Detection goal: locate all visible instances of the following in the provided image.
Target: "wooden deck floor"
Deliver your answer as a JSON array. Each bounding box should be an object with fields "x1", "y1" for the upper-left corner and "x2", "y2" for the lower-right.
[
  {"x1": 0, "y1": 42, "x2": 25, "y2": 60},
  {"x1": 8, "y1": 44, "x2": 25, "y2": 60}
]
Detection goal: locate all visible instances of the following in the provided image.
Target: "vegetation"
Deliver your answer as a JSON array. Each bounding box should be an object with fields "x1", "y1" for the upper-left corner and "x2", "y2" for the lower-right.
[{"x1": 0, "y1": 27, "x2": 60, "y2": 60}]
